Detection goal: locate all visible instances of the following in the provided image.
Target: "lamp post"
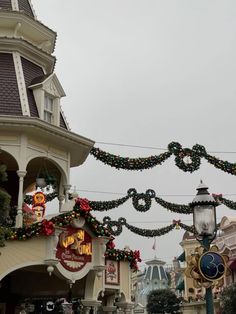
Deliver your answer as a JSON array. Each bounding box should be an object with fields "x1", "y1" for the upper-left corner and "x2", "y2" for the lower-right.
[{"x1": 189, "y1": 181, "x2": 217, "y2": 314}]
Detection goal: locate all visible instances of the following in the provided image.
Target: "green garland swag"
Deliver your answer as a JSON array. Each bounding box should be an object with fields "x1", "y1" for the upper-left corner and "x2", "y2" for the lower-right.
[
  {"x1": 3, "y1": 202, "x2": 110, "y2": 243},
  {"x1": 105, "y1": 248, "x2": 141, "y2": 271},
  {"x1": 102, "y1": 216, "x2": 194, "y2": 237},
  {"x1": 90, "y1": 142, "x2": 236, "y2": 175},
  {"x1": 1, "y1": 201, "x2": 142, "y2": 271},
  {"x1": 89, "y1": 195, "x2": 130, "y2": 211},
  {"x1": 24, "y1": 192, "x2": 58, "y2": 205},
  {"x1": 90, "y1": 147, "x2": 172, "y2": 170},
  {"x1": 88, "y1": 188, "x2": 192, "y2": 214}
]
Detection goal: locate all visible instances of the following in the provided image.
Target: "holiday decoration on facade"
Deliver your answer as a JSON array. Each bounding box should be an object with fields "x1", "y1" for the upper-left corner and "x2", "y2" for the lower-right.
[
  {"x1": 90, "y1": 141, "x2": 236, "y2": 175},
  {"x1": 24, "y1": 191, "x2": 58, "y2": 205},
  {"x1": 32, "y1": 192, "x2": 46, "y2": 222},
  {"x1": 105, "y1": 240, "x2": 141, "y2": 272},
  {"x1": 23, "y1": 188, "x2": 236, "y2": 215},
  {"x1": 56, "y1": 227, "x2": 92, "y2": 272},
  {"x1": 185, "y1": 245, "x2": 231, "y2": 289}
]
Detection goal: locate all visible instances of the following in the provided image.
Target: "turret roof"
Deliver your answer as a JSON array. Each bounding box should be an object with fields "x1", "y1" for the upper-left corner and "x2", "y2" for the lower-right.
[{"x1": 0, "y1": 0, "x2": 35, "y2": 18}]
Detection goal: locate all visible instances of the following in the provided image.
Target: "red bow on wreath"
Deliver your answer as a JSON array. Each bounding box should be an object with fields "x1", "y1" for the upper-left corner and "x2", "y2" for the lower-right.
[
  {"x1": 173, "y1": 220, "x2": 181, "y2": 229},
  {"x1": 212, "y1": 193, "x2": 223, "y2": 199},
  {"x1": 41, "y1": 219, "x2": 55, "y2": 236},
  {"x1": 76, "y1": 197, "x2": 91, "y2": 212}
]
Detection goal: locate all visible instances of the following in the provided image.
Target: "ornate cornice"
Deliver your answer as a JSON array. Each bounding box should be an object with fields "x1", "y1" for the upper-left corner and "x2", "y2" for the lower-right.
[
  {"x1": 0, "y1": 116, "x2": 95, "y2": 166},
  {"x1": 0, "y1": 37, "x2": 55, "y2": 73},
  {"x1": 0, "y1": 11, "x2": 56, "y2": 54}
]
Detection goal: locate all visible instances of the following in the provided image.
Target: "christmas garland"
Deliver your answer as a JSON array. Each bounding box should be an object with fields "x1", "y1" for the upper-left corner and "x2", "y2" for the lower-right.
[
  {"x1": 1, "y1": 199, "x2": 142, "y2": 270},
  {"x1": 88, "y1": 188, "x2": 192, "y2": 214},
  {"x1": 3, "y1": 198, "x2": 110, "y2": 243},
  {"x1": 102, "y1": 216, "x2": 194, "y2": 237},
  {"x1": 89, "y1": 195, "x2": 130, "y2": 211},
  {"x1": 155, "y1": 196, "x2": 192, "y2": 214},
  {"x1": 90, "y1": 147, "x2": 172, "y2": 170},
  {"x1": 106, "y1": 239, "x2": 141, "y2": 271},
  {"x1": 90, "y1": 142, "x2": 236, "y2": 175},
  {"x1": 24, "y1": 192, "x2": 58, "y2": 205}
]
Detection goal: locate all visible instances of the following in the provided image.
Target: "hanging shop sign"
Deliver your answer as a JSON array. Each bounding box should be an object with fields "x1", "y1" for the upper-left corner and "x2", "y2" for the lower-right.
[{"x1": 56, "y1": 227, "x2": 92, "y2": 272}]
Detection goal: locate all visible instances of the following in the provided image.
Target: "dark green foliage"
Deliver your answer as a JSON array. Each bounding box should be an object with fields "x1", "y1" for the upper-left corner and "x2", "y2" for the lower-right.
[
  {"x1": 0, "y1": 164, "x2": 11, "y2": 246},
  {"x1": 0, "y1": 188, "x2": 11, "y2": 216},
  {"x1": 0, "y1": 164, "x2": 8, "y2": 183},
  {"x1": 147, "y1": 289, "x2": 181, "y2": 314},
  {"x1": 220, "y1": 283, "x2": 236, "y2": 314},
  {"x1": 0, "y1": 164, "x2": 11, "y2": 216}
]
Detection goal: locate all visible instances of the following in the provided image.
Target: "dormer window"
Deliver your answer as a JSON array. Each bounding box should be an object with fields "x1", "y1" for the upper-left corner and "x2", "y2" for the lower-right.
[
  {"x1": 29, "y1": 73, "x2": 67, "y2": 128},
  {"x1": 44, "y1": 95, "x2": 53, "y2": 123}
]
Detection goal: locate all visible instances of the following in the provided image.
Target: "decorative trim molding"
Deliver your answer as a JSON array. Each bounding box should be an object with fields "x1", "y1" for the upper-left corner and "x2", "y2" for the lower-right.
[
  {"x1": 0, "y1": 37, "x2": 55, "y2": 73},
  {"x1": 13, "y1": 51, "x2": 31, "y2": 116},
  {"x1": 0, "y1": 11, "x2": 56, "y2": 54}
]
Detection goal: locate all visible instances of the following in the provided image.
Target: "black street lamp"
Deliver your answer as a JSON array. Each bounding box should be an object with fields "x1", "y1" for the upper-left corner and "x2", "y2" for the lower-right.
[{"x1": 190, "y1": 181, "x2": 218, "y2": 314}]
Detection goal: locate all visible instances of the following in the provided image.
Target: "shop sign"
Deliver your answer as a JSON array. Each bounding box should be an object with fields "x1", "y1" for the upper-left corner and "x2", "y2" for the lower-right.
[{"x1": 56, "y1": 227, "x2": 92, "y2": 272}]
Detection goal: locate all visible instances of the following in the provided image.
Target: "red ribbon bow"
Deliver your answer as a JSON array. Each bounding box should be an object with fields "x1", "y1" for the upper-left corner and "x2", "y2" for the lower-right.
[
  {"x1": 41, "y1": 219, "x2": 55, "y2": 236},
  {"x1": 107, "y1": 240, "x2": 116, "y2": 249},
  {"x1": 76, "y1": 197, "x2": 91, "y2": 212},
  {"x1": 173, "y1": 219, "x2": 181, "y2": 225},
  {"x1": 212, "y1": 193, "x2": 223, "y2": 199}
]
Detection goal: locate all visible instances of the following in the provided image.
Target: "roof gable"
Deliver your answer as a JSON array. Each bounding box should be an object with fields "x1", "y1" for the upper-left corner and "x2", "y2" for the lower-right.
[{"x1": 29, "y1": 73, "x2": 66, "y2": 98}]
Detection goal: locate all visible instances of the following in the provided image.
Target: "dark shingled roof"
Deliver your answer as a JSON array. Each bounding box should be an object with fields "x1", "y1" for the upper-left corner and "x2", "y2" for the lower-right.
[
  {"x1": 0, "y1": 53, "x2": 22, "y2": 116},
  {"x1": 18, "y1": 0, "x2": 34, "y2": 17},
  {"x1": 0, "y1": 0, "x2": 34, "y2": 18},
  {"x1": 30, "y1": 74, "x2": 52, "y2": 86},
  {"x1": 21, "y1": 57, "x2": 43, "y2": 117},
  {"x1": 0, "y1": 0, "x2": 11, "y2": 10}
]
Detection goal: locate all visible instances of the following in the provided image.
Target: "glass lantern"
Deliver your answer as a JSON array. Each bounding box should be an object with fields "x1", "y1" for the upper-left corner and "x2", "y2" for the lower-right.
[{"x1": 190, "y1": 181, "x2": 217, "y2": 240}]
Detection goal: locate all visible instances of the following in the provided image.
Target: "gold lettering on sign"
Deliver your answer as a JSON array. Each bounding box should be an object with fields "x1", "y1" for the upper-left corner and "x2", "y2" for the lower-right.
[{"x1": 59, "y1": 230, "x2": 92, "y2": 255}]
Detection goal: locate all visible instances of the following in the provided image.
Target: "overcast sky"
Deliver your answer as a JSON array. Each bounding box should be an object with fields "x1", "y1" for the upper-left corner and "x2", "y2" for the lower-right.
[{"x1": 32, "y1": 0, "x2": 236, "y2": 267}]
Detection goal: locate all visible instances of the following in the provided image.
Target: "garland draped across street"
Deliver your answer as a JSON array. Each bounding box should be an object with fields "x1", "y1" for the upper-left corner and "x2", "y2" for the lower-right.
[
  {"x1": 90, "y1": 142, "x2": 236, "y2": 175},
  {"x1": 102, "y1": 216, "x2": 194, "y2": 237},
  {"x1": 23, "y1": 190, "x2": 236, "y2": 214},
  {"x1": 89, "y1": 188, "x2": 192, "y2": 214}
]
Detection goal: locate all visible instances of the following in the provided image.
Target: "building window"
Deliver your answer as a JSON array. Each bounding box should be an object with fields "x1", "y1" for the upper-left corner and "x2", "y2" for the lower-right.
[{"x1": 44, "y1": 96, "x2": 53, "y2": 123}]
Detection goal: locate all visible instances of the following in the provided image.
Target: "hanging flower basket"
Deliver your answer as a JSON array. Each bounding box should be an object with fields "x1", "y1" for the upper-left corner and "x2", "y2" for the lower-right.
[
  {"x1": 36, "y1": 175, "x2": 57, "y2": 191},
  {"x1": 36, "y1": 177, "x2": 47, "y2": 188}
]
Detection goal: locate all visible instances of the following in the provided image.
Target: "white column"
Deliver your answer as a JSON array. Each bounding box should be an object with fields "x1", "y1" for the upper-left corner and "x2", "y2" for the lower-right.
[
  {"x1": 115, "y1": 303, "x2": 134, "y2": 314},
  {"x1": 58, "y1": 194, "x2": 65, "y2": 212},
  {"x1": 63, "y1": 184, "x2": 71, "y2": 202},
  {"x1": 102, "y1": 306, "x2": 117, "y2": 314},
  {"x1": 15, "y1": 170, "x2": 27, "y2": 228},
  {"x1": 81, "y1": 300, "x2": 101, "y2": 314}
]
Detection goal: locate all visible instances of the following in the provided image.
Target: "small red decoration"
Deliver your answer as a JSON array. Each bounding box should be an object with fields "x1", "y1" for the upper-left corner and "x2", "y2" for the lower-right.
[
  {"x1": 212, "y1": 193, "x2": 223, "y2": 199},
  {"x1": 107, "y1": 239, "x2": 116, "y2": 249},
  {"x1": 133, "y1": 250, "x2": 141, "y2": 262},
  {"x1": 76, "y1": 197, "x2": 91, "y2": 212},
  {"x1": 41, "y1": 219, "x2": 55, "y2": 236},
  {"x1": 173, "y1": 219, "x2": 181, "y2": 225}
]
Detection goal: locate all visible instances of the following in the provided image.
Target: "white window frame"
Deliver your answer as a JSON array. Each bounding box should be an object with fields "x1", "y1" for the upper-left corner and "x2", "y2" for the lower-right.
[{"x1": 44, "y1": 94, "x2": 54, "y2": 124}]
